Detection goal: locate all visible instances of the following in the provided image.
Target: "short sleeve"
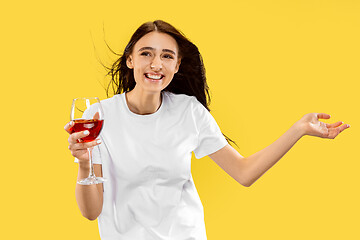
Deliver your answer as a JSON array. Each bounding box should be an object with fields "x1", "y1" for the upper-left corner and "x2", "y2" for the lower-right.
[
  {"x1": 192, "y1": 98, "x2": 228, "y2": 159},
  {"x1": 73, "y1": 107, "x2": 103, "y2": 164}
]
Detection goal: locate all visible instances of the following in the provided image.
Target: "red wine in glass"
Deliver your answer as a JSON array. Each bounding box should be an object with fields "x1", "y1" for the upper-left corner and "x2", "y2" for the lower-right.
[
  {"x1": 70, "y1": 119, "x2": 104, "y2": 142},
  {"x1": 70, "y1": 97, "x2": 106, "y2": 185}
]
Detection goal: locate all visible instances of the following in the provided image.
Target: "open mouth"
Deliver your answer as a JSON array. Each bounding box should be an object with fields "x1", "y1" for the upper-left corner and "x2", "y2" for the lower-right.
[{"x1": 144, "y1": 73, "x2": 164, "y2": 81}]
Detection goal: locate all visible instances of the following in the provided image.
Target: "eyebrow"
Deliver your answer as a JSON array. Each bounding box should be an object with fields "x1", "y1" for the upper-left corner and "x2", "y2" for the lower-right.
[{"x1": 138, "y1": 47, "x2": 176, "y2": 55}]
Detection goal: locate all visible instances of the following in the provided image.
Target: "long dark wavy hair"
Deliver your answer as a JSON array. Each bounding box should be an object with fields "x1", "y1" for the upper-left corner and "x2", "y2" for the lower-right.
[{"x1": 104, "y1": 20, "x2": 238, "y2": 148}]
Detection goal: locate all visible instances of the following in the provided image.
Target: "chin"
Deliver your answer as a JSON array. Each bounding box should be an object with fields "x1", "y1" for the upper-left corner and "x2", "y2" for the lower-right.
[{"x1": 144, "y1": 79, "x2": 171, "y2": 89}]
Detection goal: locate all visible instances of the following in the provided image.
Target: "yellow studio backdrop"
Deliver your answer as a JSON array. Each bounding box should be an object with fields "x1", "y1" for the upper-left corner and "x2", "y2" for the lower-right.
[{"x1": 1, "y1": 0, "x2": 358, "y2": 239}]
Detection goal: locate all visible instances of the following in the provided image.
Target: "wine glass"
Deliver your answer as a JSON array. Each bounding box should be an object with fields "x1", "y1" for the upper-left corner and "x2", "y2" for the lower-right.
[{"x1": 70, "y1": 97, "x2": 106, "y2": 185}]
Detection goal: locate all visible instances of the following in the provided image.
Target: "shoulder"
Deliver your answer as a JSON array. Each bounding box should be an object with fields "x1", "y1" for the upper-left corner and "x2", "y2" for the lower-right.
[
  {"x1": 100, "y1": 94, "x2": 120, "y2": 107},
  {"x1": 163, "y1": 91, "x2": 199, "y2": 110},
  {"x1": 163, "y1": 92, "x2": 210, "y2": 124},
  {"x1": 95, "y1": 95, "x2": 122, "y2": 119},
  {"x1": 98, "y1": 94, "x2": 122, "y2": 111}
]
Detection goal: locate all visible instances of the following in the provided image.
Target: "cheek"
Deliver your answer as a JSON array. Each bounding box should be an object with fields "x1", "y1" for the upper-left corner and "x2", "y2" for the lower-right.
[
  {"x1": 133, "y1": 61, "x2": 146, "y2": 75},
  {"x1": 133, "y1": 57, "x2": 148, "y2": 68},
  {"x1": 165, "y1": 62, "x2": 178, "y2": 72},
  {"x1": 134, "y1": 70, "x2": 145, "y2": 83}
]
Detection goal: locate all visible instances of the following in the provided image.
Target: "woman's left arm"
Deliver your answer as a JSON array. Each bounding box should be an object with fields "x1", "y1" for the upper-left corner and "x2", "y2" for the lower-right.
[{"x1": 208, "y1": 113, "x2": 350, "y2": 187}]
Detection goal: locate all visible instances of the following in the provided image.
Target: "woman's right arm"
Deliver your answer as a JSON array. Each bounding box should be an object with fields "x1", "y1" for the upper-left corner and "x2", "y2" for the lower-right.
[{"x1": 64, "y1": 121, "x2": 103, "y2": 221}]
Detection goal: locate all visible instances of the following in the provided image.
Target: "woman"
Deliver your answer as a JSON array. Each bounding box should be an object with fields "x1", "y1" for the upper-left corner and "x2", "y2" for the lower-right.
[{"x1": 64, "y1": 20, "x2": 350, "y2": 239}]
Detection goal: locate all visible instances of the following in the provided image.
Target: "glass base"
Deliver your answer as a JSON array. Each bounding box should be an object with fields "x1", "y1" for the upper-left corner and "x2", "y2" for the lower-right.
[{"x1": 77, "y1": 176, "x2": 106, "y2": 185}]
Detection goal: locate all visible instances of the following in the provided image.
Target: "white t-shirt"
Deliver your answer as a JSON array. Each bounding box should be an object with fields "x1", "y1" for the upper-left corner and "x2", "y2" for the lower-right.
[{"x1": 76, "y1": 91, "x2": 228, "y2": 240}]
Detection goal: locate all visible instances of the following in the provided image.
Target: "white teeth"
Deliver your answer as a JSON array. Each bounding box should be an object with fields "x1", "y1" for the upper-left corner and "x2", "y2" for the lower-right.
[{"x1": 145, "y1": 74, "x2": 163, "y2": 80}]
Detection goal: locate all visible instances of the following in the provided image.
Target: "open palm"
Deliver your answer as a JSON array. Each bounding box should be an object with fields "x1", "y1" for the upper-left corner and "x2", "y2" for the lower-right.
[{"x1": 300, "y1": 113, "x2": 350, "y2": 139}]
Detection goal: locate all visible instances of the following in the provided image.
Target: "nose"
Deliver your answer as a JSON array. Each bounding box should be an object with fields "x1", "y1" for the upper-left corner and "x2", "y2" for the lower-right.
[{"x1": 150, "y1": 56, "x2": 162, "y2": 70}]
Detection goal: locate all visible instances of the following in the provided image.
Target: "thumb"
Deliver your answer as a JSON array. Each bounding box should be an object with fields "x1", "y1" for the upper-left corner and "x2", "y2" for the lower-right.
[
  {"x1": 94, "y1": 112, "x2": 100, "y2": 120},
  {"x1": 316, "y1": 113, "x2": 331, "y2": 120},
  {"x1": 64, "y1": 121, "x2": 74, "y2": 134}
]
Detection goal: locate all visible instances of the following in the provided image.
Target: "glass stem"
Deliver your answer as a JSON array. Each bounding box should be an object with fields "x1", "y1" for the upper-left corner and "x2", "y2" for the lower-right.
[{"x1": 87, "y1": 147, "x2": 95, "y2": 178}]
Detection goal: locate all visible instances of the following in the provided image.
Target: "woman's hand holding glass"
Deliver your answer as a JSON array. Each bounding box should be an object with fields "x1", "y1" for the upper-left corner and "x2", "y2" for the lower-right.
[
  {"x1": 65, "y1": 97, "x2": 106, "y2": 185},
  {"x1": 64, "y1": 122, "x2": 102, "y2": 163}
]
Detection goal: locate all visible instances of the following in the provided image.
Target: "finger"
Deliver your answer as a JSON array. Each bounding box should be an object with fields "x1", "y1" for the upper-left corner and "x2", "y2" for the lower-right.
[
  {"x1": 328, "y1": 124, "x2": 350, "y2": 139},
  {"x1": 325, "y1": 121, "x2": 343, "y2": 128},
  {"x1": 94, "y1": 112, "x2": 100, "y2": 120},
  {"x1": 64, "y1": 121, "x2": 74, "y2": 133},
  {"x1": 68, "y1": 130, "x2": 90, "y2": 144},
  {"x1": 338, "y1": 123, "x2": 351, "y2": 133},
  {"x1": 69, "y1": 139, "x2": 102, "y2": 151},
  {"x1": 317, "y1": 113, "x2": 331, "y2": 119}
]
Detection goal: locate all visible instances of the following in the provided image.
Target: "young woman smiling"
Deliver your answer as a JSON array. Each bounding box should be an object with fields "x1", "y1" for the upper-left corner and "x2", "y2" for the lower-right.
[{"x1": 64, "y1": 20, "x2": 350, "y2": 240}]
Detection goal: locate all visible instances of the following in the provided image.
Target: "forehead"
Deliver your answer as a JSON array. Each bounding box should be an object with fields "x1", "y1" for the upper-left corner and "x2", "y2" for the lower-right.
[{"x1": 134, "y1": 32, "x2": 179, "y2": 53}]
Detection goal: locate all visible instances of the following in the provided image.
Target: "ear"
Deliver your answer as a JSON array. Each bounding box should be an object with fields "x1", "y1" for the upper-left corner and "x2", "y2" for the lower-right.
[
  {"x1": 126, "y1": 56, "x2": 134, "y2": 69},
  {"x1": 175, "y1": 58, "x2": 181, "y2": 73}
]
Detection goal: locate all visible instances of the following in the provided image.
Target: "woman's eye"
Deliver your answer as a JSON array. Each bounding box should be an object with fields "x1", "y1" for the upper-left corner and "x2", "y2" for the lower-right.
[
  {"x1": 140, "y1": 52, "x2": 173, "y2": 59},
  {"x1": 163, "y1": 54, "x2": 174, "y2": 59}
]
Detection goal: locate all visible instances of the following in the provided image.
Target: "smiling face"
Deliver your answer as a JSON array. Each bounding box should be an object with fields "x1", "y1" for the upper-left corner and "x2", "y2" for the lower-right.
[{"x1": 126, "y1": 31, "x2": 181, "y2": 94}]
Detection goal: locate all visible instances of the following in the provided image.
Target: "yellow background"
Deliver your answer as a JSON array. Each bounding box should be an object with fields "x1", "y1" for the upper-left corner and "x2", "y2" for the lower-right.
[{"x1": 1, "y1": 0, "x2": 358, "y2": 239}]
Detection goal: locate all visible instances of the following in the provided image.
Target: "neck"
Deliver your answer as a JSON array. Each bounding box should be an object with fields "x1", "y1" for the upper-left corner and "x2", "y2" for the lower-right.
[{"x1": 125, "y1": 89, "x2": 162, "y2": 115}]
